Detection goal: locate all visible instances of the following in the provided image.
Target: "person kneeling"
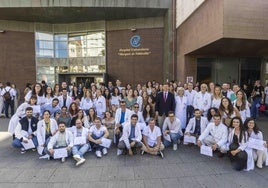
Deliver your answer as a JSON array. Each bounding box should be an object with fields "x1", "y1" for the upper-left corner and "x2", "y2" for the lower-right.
[
  {"x1": 162, "y1": 111, "x2": 183, "y2": 150},
  {"x1": 46, "y1": 122, "x2": 73, "y2": 162},
  {"x1": 197, "y1": 114, "x2": 228, "y2": 157},
  {"x1": 88, "y1": 117, "x2": 110, "y2": 158},
  {"x1": 69, "y1": 119, "x2": 90, "y2": 166},
  {"x1": 141, "y1": 118, "x2": 165, "y2": 158},
  {"x1": 117, "y1": 114, "x2": 142, "y2": 156}
]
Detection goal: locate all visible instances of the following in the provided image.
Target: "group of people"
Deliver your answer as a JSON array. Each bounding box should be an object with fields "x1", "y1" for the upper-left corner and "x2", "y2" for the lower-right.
[{"x1": 4, "y1": 79, "x2": 268, "y2": 170}]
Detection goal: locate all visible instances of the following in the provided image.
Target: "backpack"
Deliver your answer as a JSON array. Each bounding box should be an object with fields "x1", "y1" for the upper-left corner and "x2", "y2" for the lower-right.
[{"x1": 3, "y1": 88, "x2": 11, "y2": 101}]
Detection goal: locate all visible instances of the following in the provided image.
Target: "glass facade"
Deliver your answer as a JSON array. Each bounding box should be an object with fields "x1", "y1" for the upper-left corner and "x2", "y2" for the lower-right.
[{"x1": 35, "y1": 31, "x2": 106, "y2": 85}]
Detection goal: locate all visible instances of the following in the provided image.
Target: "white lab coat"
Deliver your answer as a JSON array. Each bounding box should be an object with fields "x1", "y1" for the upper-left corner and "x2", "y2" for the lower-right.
[
  {"x1": 193, "y1": 92, "x2": 211, "y2": 116},
  {"x1": 175, "y1": 95, "x2": 187, "y2": 129},
  {"x1": 94, "y1": 95, "x2": 106, "y2": 119},
  {"x1": 119, "y1": 122, "x2": 142, "y2": 149},
  {"x1": 233, "y1": 100, "x2": 250, "y2": 123},
  {"x1": 47, "y1": 130, "x2": 74, "y2": 150},
  {"x1": 37, "y1": 118, "x2": 58, "y2": 146},
  {"x1": 8, "y1": 103, "x2": 41, "y2": 134},
  {"x1": 199, "y1": 122, "x2": 228, "y2": 148},
  {"x1": 80, "y1": 97, "x2": 94, "y2": 111},
  {"x1": 58, "y1": 95, "x2": 73, "y2": 109},
  {"x1": 114, "y1": 108, "x2": 134, "y2": 125},
  {"x1": 185, "y1": 89, "x2": 197, "y2": 106},
  {"x1": 185, "y1": 116, "x2": 208, "y2": 134}
]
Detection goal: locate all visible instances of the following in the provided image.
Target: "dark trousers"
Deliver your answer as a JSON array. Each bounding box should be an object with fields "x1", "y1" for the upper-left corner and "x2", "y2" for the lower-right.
[
  {"x1": 228, "y1": 151, "x2": 247, "y2": 171},
  {"x1": 90, "y1": 133, "x2": 104, "y2": 151},
  {"x1": 186, "y1": 105, "x2": 194, "y2": 124},
  {"x1": 4, "y1": 100, "x2": 14, "y2": 118}
]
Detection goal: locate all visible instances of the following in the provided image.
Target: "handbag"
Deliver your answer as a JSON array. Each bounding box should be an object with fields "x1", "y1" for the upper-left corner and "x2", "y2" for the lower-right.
[{"x1": 259, "y1": 104, "x2": 266, "y2": 112}]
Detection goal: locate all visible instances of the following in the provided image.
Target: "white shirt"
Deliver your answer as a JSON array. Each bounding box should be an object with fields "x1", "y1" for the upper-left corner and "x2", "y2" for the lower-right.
[
  {"x1": 89, "y1": 125, "x2": 107, "y2": 138},
  {"x1": 162, "y1": 117, "x2": 183, "y2": 136},
  {"x1": 185, "y1": 89, "x2": 197, "y2": 106},
  {"x1": 199, "y1": 122, "x2": 228, "y2": 147},
  {"x1": 143, "y1": 125, "x2": 162, "y2": 147}
]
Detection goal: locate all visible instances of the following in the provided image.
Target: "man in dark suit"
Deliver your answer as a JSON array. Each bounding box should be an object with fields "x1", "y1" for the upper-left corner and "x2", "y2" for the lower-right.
[{"x1": 155, "y1": 84, "x2": 175, "y2": 129}]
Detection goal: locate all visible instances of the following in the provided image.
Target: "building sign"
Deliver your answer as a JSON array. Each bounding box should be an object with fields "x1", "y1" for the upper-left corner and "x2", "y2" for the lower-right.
[
  {"x1": 130, "y1": 35, "x2": 141, "y2": 48},
  {"x1": 117, "y1": 35, "x2": 151, "y2": 56}
]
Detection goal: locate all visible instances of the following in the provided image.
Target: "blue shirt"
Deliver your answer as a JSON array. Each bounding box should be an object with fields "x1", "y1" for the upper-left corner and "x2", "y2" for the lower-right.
[
  {"x1": 120, "y1": 111, "x2": 126, "y2": 124},
  {"x1": 129, "y1": 125, "x2": 136, "y2": 139}
]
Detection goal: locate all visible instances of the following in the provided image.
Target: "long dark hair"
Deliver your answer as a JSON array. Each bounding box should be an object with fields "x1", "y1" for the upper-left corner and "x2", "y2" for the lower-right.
[
  {"x1": 219, "y1": 97, "x2": 234, "y2": 117},
  {"x1": 244, "y1": 118, "x2": 260, "y2": 135},
  {"x1": 230, "y1": 116, "x2": 246, "y2": 143},
  {"x1": 207, "y1": 107, "x2": 219, "y2": 122}
]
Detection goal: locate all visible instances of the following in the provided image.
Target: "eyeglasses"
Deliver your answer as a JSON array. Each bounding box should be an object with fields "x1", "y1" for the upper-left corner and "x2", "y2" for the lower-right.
[{"x1": 134, "y1": 106, "x2": 139, "y2": 108}]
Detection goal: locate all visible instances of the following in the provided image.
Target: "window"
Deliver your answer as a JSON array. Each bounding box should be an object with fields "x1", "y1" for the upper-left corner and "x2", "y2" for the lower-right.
[
  {"x1": 35, "y1": 32, "x2": 54, "y2": 58},
  {"x1": 54, "y1": 34, "x2": 68, "y2": 58}
]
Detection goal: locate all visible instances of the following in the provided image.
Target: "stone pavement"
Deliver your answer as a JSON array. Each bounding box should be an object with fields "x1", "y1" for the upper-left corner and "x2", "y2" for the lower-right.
[{"x1": 0, "y1": 116, "x2": 268, "y2": 188}]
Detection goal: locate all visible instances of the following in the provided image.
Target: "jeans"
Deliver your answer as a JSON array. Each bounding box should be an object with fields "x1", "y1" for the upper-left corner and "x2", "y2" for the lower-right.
[
  {"x1": 90, "y1": 133, "x2": 104, "y2": 151},
  {"x1": 72, "y1": 143, "x2": 90, "y2": 158},
  {"x1": 163, "y1": 132, "x2": 182, "y2": 147},
  {"x1": 4, "y1": 99, "x2": 14, "y2": 118},
  {"x1": 251, "y1": 97, "x2": 262, "y2": 119},
  {"x1": 12, "y1": 136, "x2": 38, "y2": 149}
]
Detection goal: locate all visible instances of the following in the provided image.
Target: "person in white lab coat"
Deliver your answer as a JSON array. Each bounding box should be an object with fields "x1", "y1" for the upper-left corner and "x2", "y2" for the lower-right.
[
  {"x1": 94, "y1": 89, "x2": 106, "y2": 119},
  {"x1": 193, "y1": 83, "x2": 211, "y2": 117},
  {"x1": 244, "y1": 118, "x2": 266, "y2": 169},
  {"x1": 37, "y1": 110, "x2": 58, "y2": 155},
  {"x1": 185, "y1": 109, "x2": 208, "y2": 138},
  {"x1": 46, "y1": 122, "x2": 73, "y2": 162},
  {"x1": 174, "y1": 87, "x2": 187, "y2": 131},
  {"x1": 197, "y1": 114, "x2": 228, "y2": 156},
  {"x1": 226, "y1": 117, "x2": 250, "y2": 171},
  {"x1": 117, "y1": 114, "x2": 142, "y2": 156}
]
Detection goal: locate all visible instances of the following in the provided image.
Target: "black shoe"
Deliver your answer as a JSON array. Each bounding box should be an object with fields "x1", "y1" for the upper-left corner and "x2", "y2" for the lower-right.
[
  {"x1": 158, "y1": 151, "x2": 164, "y2": 159},
  {"x1": 217, "y1": 152, "x2": 224, "y2": 158}
]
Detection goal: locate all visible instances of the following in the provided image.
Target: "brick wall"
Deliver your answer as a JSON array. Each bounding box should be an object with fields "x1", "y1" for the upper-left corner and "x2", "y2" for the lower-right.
[{"x1": 0, "y1": 30, "x2": 36, "y2": 101}]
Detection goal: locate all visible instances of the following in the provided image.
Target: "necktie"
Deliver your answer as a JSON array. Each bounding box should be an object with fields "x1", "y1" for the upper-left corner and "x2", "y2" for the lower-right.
[{"x1": 164, "y1": 92, "x2": 167, "y2": 102}]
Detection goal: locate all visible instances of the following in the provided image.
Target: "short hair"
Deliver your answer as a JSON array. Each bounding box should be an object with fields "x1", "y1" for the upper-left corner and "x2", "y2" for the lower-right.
[
  {"x1": 95, "y1": 117, "x2": 101, "y2": 122},
  {"x1": 194, "y1": 109, "x2": 200, "y2": 113},
  {"x1": 25, "y1": 107, "x2": 33, "y2": 111},
  {"x1": 52, "y1": 98, "x2": 59, "y2": 102},
  {"x1": 168, "y1": 111, "x2": 175, "y2": 116},
  {"x1": 148, "y1": 118, "x2": 155, "y2": 123},
  {"x1": 131, "y1": 114, "x2": 138, "y2": 119},
  {"x1": 213, "y1": 113, "x2": 221, "y2": 119},
  {"x1": 58, "y1": 121, "x2": 66, "y2": 126}
]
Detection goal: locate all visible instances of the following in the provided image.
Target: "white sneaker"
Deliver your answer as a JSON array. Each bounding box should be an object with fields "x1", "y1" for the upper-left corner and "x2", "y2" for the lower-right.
[
  {"x1": 102, "y1": 148, "x2": 108, "y2": 155},
  {"x1": 173, "y1": 144, "x2": 178, "y2": 151},
  {"x1": 158, "y1": 151, "x2": 164, "y2": 159},
  {"x1": 76, "y1": 158, "x2": 86, "y2": 166},
  {"x1": 20, "y1": 148, "x2": 26, "y2": 154},
  {"x1": 96, "y1": 151, "x2": 102, "y2": 158},
  {"x1": 61, "y1": 157, "x2": 66, "y2": 163},
  {"x1": 73, "y1": 154, "x2": 81, "y2": 162},
  {"x1": 117, "y1": 149, "x2": 123, "y2": 156}
]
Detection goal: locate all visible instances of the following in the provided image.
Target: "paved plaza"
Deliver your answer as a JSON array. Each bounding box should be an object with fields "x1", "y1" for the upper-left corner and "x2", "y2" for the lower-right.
[{"x1": 0, "y1": 116, "x2": 268, "y2": 188}]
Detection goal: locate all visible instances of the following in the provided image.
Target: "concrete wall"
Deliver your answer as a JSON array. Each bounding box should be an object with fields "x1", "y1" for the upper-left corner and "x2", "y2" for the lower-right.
[
  {"x1": 176, "y1": 0, "x2": 205, "y2": 27},
  {"x1": 0, "y1": 31, "x2": 36, "y2": 100},
  {"x1": 0, "y1": 0, "x2": 171, "y2": 8},
  {"x1": 106, "y1": 28, "x2": 164, "y2": 86},
  {"x1": 223, "y1": 0, "x2": 268, "y2": 40},
  {"x1": 177, "y1": 0, "x2": 224, "y2": 82}
]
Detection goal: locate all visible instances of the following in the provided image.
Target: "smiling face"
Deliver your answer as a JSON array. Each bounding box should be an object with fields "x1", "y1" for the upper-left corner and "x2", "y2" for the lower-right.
[
  {"x1": 232, "y1": 118, "x2": 240, "y2": 129},
  {"x1": 247, "y1": 120, "x2": 255, "y2": 129}
]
